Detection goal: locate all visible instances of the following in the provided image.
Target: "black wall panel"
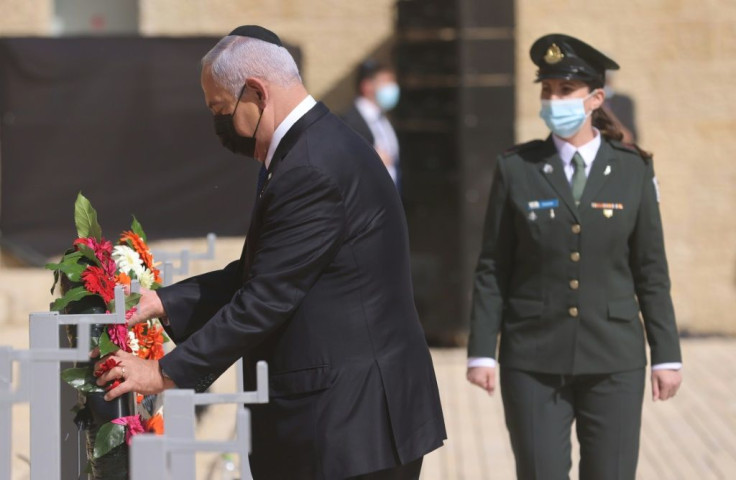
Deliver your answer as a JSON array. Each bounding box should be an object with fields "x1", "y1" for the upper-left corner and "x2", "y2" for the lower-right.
[{"x1": 395, "y1": 0, "x2": 515, "y2": 344}]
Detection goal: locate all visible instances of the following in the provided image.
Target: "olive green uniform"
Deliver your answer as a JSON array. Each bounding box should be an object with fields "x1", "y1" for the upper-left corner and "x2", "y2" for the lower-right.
[{"x1": 468, "y1": 136, "x2": 681, "y2": 479}]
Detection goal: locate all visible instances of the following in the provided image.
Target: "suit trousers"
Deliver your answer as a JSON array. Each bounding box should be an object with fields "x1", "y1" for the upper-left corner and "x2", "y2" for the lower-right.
[
  {"x1": 500, "y1": 367, "x2": 646, "y2": 480},
  {"x1": 347, "y1": 457, "x2": 423, "y2": 480}
]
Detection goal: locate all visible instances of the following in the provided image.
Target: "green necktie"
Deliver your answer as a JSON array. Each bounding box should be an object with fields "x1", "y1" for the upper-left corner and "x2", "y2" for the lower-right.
[{"x1": 571, "y1": 152, "x2": 586, "y2": 205}]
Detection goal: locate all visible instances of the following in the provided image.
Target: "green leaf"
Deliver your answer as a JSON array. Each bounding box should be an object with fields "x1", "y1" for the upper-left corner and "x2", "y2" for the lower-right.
[
  {"x1": 75, "y1": 244, "x2": 100, "y2": 266},
  {"x1": 50, "y1": 286, "x2": 92, "y2": 312},
  {"x1": 130, "y1": 216, "x2": 147, "y2": 242},
  {"x1": 50, "y1": 269, "x2": 59, "y2": 295},
  {"x1": 46, "y1": 252, "x2": 89, "y2": 283},
  {"x1": 61, "y1": 367, "x2": 104, "y2": 393},
  {"x1": 61, "y1": 367, "x2": 91, "y2": 389},
  {"x1": 74, "y1": 192, "x2": 103, "y2": 241},
  {"x1": 98, "y1": 331, "x2": 120, "y2": 357},
  {"x1": 93, "y1": 422, "x2": 126, "y2": 458}
]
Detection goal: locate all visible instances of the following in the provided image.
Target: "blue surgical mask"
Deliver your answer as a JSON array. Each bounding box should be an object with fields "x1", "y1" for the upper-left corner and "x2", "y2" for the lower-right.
[
  {"x1": 375, "y1": 83, "x2": 400, "y2": 111},
  {"x1": 539, "y1": 91, "x2": 597, "y2": 139}
]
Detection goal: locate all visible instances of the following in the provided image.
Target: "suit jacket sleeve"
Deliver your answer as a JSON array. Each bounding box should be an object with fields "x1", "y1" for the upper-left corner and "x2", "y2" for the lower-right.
[
  {"x1": 629, "y1": 159, "x2": 682, "y2": 364},
  {"x1": 159, "y1": 166, "x2": 346, "y2": 390},
  {"x1": 157, "y1": 260, "x2": 241, "y2": 344},
  {"x1": 467, "y1": 157, "x2": 516, "y2": 359}
]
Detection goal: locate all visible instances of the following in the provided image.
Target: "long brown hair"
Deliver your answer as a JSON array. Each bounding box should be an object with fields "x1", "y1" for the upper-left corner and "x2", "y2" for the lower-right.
[{"x1": 591, "y1": 88, "x2": 652, "y2": 159}]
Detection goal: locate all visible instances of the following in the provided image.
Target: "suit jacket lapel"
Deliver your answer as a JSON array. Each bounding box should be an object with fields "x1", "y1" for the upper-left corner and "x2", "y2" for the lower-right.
[
  {"x1": 238, "y1": 101, "x2": 331, "y2": 279},
  {"x1": 267, "y1": 102, "x2": 329, "y2": 178},
  {"x1": 537, "y1": 137, "x2": 580, "y2": 221},
  {"x1": 579, "y1": 139, "x2": 616, "y2": 210}
]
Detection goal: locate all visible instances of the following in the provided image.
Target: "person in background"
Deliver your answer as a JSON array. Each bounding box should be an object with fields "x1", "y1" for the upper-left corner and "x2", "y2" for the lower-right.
[
  {"x1": 604, "y1": 70, "x2": 638, "y2": 143},
  {"x1": 341, "y1": 60, "x2": 401, "y2": 189},
  {"x1": 466, "y1": 33, "x2": 682, "y2": 480}
]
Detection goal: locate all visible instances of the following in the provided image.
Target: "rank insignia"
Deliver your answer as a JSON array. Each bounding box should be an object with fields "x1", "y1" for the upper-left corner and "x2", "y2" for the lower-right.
[{"x1": 544, "y1": 44, "x2": 564, "y2": 64}]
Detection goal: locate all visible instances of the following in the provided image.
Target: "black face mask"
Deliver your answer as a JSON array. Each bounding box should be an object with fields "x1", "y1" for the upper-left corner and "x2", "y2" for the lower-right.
[{"x1": 213, "y1": 85, "x2": 263, "y2": 157}]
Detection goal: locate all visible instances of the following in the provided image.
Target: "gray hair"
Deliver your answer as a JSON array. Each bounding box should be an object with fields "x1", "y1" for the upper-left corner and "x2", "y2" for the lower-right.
[{"x1": 201, "y1": 36, "x2": 302, "y2": 98}]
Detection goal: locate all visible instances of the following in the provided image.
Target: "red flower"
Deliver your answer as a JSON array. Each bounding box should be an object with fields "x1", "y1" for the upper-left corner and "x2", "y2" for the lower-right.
[
  {"x1": 107, "y1": 324, "x2": 132, "y2": 353},
  {"x1": 111, "y1": 415, "x2": 145, "y2": 445},
  {"x1": 94, "y1": 357, "x2": 120, "y2": 377},
  {"x1": 81, "y1": 266, "x2": 115, "y2": 303},
  {"x1": 105, "y1": 379, "x2": 121, "y2": 392}
]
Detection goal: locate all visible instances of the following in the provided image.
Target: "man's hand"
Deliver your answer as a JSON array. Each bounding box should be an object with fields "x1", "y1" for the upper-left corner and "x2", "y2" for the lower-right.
[
  {"x1": 652, "y1": 369, "x2": 682, "y2": 401},
  {"x1": 126, "y1": 287, "x2": 166, "y2": 326},
  {"x1": 95, "y1": 350, "x2": 176, "y2": 401},
  {"x1": 467, "y1": 366, "x2": 496, "y2": 396}
]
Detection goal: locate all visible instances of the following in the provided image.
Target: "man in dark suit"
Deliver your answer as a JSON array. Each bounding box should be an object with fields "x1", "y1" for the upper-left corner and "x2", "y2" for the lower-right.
[
  {"x1": 604, "y1": 71, "x2": 639, "y2": 143},
  {"x1": 97, "y1": 26, "x2": 446, "y2": 479},
  {"x1": 341, "y1": 60, "x2": 401, "y2": 189}
]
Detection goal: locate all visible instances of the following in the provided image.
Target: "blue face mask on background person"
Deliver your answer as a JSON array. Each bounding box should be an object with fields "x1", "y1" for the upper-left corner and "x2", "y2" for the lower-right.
[
  {"x1": 375, "y1": 83, "x2": 400, "y2": 111},
  {"x1": 539, "y1": 90, "x2": 597, "y2": 138}
]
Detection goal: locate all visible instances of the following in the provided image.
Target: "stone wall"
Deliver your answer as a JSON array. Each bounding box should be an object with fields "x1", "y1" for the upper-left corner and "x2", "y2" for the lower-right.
[{"x1": 517, "y1": 0, "x2": 736, "y2": 334}]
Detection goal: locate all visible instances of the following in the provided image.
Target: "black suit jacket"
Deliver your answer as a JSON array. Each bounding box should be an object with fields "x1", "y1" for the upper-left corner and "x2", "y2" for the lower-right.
[
  {"x1": 340, "y1": 102, "x2": 374, "y2": 146},
  {"x1": 158, "y1": 102, "x2": 446, "y2": 479},
  {"x1": 468, "y1": 136, "x2": 681, "y2": 374}
]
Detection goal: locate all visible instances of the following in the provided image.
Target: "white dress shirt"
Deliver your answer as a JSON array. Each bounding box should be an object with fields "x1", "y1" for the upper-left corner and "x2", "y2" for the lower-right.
[
  {"x1": 264, "y1": 95, "x2": 317, "y2": 169},
  {"x1": 354, "y1": 97, "x2": 400, "y2": 184},
  {"x1": 468, "y1": 130, "x2": 681, "y2": 372}
]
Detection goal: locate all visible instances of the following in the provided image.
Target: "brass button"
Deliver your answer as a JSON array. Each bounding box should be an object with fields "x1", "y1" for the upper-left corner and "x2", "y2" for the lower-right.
[
  {"x1": 569, "y1": 307, "x2": 579, "y2": 317},
  {"x1": 570, "y1": 252, "x2": 581, "y2": 262},
  {"x1": 569, "y1": 279, "x2": 580, "y2": 290},
  {"x1": 571, "y1": 224, "x2": 582, "y2": 234}
]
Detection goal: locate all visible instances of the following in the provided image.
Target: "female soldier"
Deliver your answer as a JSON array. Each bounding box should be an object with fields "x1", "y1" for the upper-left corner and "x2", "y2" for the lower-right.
[{"x1": 466, "y1": 34, "x2": 682, "y2": 480}]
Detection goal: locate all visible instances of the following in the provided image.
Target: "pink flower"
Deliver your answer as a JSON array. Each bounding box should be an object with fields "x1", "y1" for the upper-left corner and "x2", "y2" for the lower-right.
[
  {"x1": 107, "y1": 324, "x2": 132, "y2": 352},
  {"x1": 111, "y1": 415, "x2": 145, "y2": 445},
  {"x1": 74, "y1": 237, "x2": 116, "y2": 276}
]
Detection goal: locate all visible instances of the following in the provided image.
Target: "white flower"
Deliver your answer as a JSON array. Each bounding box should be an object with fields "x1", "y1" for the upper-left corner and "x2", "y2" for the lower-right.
[
  {"x1": 135, "y1": 267, "x2": 155, "y2": 289},
  {"x1": 113, "y1": 245, "x2": 143, "y2": 274},
  {"x1": 127, "y1": 331, "x2": 140, "y2": 354}
]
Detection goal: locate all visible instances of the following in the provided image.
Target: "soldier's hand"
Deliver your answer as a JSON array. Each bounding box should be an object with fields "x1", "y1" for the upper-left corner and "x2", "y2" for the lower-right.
[
  {"x1": 467, "y1": 366, "x2": 496, "y2": 396},
  {"x1": 652, "y1": 369, "x2": 682, "y2": 401}
]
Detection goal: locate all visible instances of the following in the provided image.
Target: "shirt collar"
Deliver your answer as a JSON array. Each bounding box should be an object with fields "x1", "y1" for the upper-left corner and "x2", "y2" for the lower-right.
[
  {"x1": 265, "y1": 95, "x2": 317, "y2": 169},
  {"x1": 355, "y1": 96, "x2": 382, "y2": 122},
  {"x1": 552, "y1": 128, "x2": 602, "y2": 169}
]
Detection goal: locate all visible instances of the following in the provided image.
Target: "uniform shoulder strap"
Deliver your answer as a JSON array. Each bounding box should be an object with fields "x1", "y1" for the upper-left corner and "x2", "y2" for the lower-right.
[{"x1": 609, "y1": 139, "x2": 653, "y2": 164}]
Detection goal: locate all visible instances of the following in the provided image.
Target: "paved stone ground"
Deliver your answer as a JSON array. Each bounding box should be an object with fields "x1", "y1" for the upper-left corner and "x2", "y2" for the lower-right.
[{"x1": 5, "y1": 322, "x2": 735, "y2": 479}]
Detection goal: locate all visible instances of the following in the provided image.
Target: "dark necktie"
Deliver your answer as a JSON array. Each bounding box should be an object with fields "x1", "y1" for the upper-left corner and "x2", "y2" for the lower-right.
[
  {"x1": 256, "y1": 164, "x2": 268, "y2": 199},
  {"x1": 571, "y1": 152, "x2": 586, "y2": 205}
]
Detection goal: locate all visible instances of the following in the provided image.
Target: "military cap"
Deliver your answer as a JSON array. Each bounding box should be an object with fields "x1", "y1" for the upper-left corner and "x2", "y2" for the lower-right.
[
  {"x1": 530, "y1": 34, "x2": 619, "y2": 87},
  {"x1": 228, "y1": 25, "x2": 282, "y2": 46}
]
